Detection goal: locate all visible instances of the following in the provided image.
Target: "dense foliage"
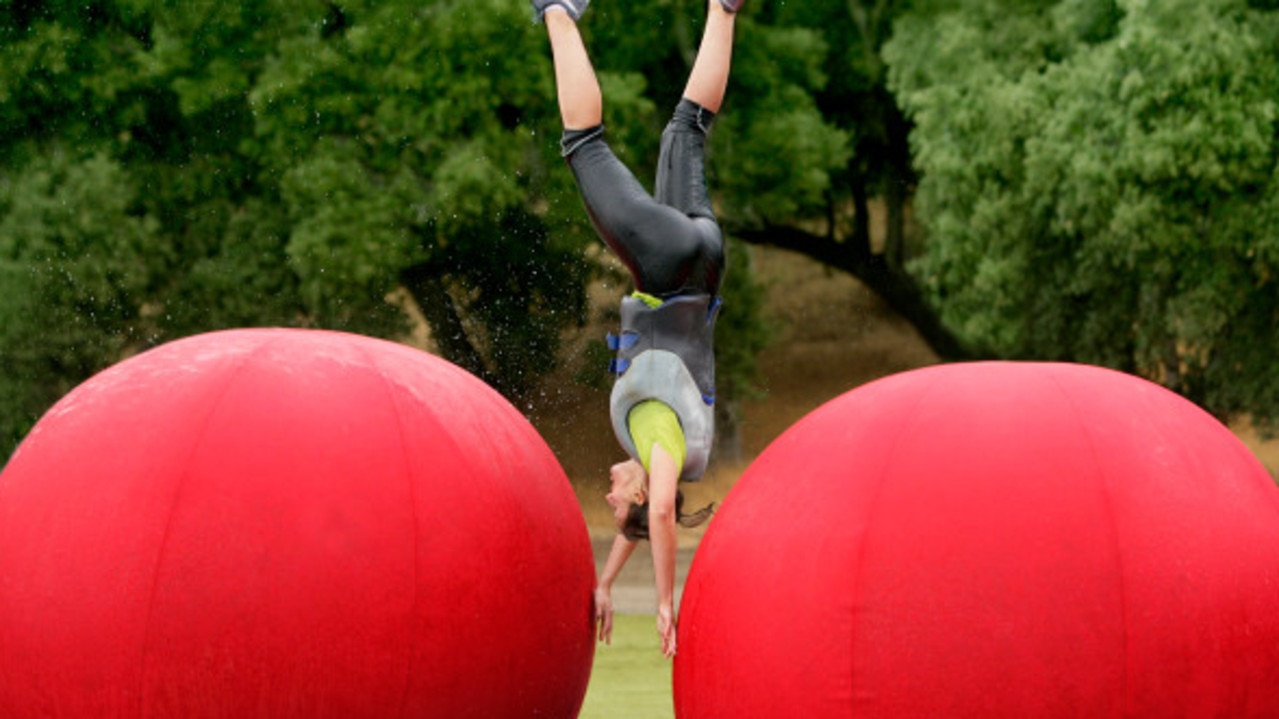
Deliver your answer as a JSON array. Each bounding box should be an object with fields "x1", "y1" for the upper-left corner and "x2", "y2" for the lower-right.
[
  {"x1": 887, "y1": 0, "x2": 1279, "y2": 426},
  {"x1": 1, "y1": 0, "x2": 842, "y2": 461}
]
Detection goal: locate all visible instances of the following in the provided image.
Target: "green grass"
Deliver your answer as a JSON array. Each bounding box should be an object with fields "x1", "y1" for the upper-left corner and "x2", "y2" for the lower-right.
[{"x1": 579, "y1": 613, "x2": 675, "y2": 719}]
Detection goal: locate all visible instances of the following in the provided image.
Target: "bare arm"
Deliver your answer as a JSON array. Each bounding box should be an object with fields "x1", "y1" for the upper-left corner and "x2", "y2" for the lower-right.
[
  {"x1": 647, "y1": 443, "x2": 681, "y2": 658},
  {"x1": 595, "y1": 533, "x2": 638, "y2": 644}
]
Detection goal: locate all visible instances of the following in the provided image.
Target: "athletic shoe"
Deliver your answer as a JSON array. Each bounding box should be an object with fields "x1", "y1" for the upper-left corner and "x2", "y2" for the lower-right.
[
  {"x1": 531, "y1": 0, "x2": 590, "y2": 22},
  {"x1": 719, "y1": 0, "x2": 744, "y2": 12}
]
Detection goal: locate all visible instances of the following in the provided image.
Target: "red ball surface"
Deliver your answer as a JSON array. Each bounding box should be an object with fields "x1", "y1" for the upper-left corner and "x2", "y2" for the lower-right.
[
  {"x1": 0, "y1": 329, "x2": 595, "y2": 718},
  {"x1": 674, "y1": 362, "x2": 1279, "y2": 718}
]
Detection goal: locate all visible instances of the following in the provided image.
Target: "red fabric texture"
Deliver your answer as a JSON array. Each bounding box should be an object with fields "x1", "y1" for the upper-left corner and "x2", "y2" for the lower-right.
[
  {"x1": 0, "y1": 329, "x2": 595, "y2": 718},
  {"x1": 674, "y1": 362, "x2": 1279, "y2": 718}
]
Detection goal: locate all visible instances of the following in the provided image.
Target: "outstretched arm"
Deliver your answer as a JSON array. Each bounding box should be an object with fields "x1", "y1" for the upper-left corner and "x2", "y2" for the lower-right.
[
  {"x1": 595, "y1": 533, "x2": 638, "y2": 645},
  {"x1": 647, "y1": 443, "x2": 682, "y2": 658}
]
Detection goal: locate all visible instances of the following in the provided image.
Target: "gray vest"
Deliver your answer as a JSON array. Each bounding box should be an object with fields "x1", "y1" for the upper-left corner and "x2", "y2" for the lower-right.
[{"x1": 608, "y1": 294, "x2": 721, "y2": 481}]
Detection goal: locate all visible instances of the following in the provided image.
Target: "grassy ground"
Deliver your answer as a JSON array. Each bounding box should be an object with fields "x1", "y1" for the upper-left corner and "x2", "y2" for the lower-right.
[{"x1": 579, "y1": 614, "x2": 675, "y2": 719}]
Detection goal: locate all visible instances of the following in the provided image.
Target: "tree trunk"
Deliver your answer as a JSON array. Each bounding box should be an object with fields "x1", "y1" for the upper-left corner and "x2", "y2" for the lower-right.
[
  {"x1": 884, "y1": 176, "x2": 906, "y2": 268},
  {"x1": 728, "y1": 222, "x2": 979, "y2": 361},
  {"x1": 850, "y1": 179, "x2": 873, "y2": 258},
  {"x1": 882, "y1": 95, "x2": 914, "y2": 269},
  {"x1": 714, "y1": 397, "x2": 744, "y2": 463},
  {"x1": 400, "y1": 264, "x2": 493, "y2": 386}
]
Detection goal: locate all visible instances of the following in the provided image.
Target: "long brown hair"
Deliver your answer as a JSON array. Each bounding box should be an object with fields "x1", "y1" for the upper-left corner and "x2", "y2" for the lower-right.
[{"x1": 621, "y1": 490, "x2": 715, "y2": 541}]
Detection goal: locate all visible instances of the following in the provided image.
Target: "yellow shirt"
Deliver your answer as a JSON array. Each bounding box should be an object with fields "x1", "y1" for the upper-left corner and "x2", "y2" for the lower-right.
[
  {"x1": 624, "y1": 292, "x2": 688, "y2": 473},
  {"x1": 632, "y1": 290, "x2": 663, "y2": 308},
  {"x1": 627, "y1": 400, "x2": 687, "y2": 475}
]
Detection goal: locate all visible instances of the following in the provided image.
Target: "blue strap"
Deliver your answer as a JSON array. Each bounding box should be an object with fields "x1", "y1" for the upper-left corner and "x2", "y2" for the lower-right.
[
  {"x1": 707, "y1": 296, "x2": 723, "y2": 322},
  {"x1": 605, "y1": 332, "x2": 640, "y2": 351},
  {"x1": 609, "y1": 358, "x2": 632, "y2": 375},
  {"x1": 701, "y1": 392, "x2": 715, "y2": 406}
]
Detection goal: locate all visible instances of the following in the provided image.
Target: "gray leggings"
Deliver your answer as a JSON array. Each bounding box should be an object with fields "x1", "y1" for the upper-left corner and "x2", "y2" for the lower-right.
[{"x1": 562, "y1": 98, "x2": 726, "y2": 298}]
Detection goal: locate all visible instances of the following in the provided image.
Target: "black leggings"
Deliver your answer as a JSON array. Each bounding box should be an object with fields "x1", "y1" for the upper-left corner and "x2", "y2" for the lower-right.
[{"x1": 562, "y1": 98, "x2": 726, "y2": 298}]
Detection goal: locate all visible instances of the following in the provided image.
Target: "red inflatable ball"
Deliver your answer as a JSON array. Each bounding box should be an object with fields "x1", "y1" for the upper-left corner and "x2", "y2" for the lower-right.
[
  {"x1": 674, "y1": 362, "x2": 1279, "y2": 718},
  {"x1": 0, "y1": 329, "x2": 595, "y2": 718}
]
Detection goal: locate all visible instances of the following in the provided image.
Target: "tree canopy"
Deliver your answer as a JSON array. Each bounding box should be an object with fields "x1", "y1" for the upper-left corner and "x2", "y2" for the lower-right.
[
  {"x1": 1, "y1": 0, "x2": 840, "y2": 461},
  {"x1": 887, "y1": 0, "x2": 1279, "y2": 426}
]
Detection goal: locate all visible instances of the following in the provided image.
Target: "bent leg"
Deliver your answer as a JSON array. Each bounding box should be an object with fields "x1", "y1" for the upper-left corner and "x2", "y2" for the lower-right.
[
  {"x1": 654, "y1": 98, "x2": 715, "y2": 221},
  {"x1": 644, "y1": 1, "x2": 736, "y2": 293},
  {"x1": 566, "y1": 131, "x2": 711, "y2": 295},
  {"x1": 683, "y1": 1, "x2": 736, "y2": 114},
  {"x1": 541, "y1": 0, "x2": 685, "y2": 291},
  {"x1": 550, "y1": 1, "x2": 731, "y2": 296},
  {"x1": 655, "y1": 0, "x2": 736, "y2": 215}
]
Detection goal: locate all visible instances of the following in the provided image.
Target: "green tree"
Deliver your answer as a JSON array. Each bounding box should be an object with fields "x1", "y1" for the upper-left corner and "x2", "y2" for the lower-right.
[
  {"x1": 886, "y1": 0, "x2": 1279, "y2": 425},
  {"x1": 1, "y1": 0, "x2": 794, "y2": 463},
  {"x1": 243, "y1": 0, "x2": 591, "y2": 394},
  {"x1": 639, "y1": 0, "x2": 976, "y2": 360},
  {"x1": 1, "y1": 0, "x2": 592, "y2": 459},
  {"x1": 712, "y1": 240, "x2": 773, "y2": 461},
  {"x1": 1, "y1": 1, "x2": 165, "y2": 455},
  {"x1": 0, "y1": 153, "x2": 160, "y2": 451}
]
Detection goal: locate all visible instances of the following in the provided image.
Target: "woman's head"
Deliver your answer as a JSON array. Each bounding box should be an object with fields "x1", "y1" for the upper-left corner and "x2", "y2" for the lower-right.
[
  {"x1": 606, "y1": 459, "x2": 648, "y2": 532},
  {"x1": 607, "y1": 459, "x2": 714, "y2": 541}
]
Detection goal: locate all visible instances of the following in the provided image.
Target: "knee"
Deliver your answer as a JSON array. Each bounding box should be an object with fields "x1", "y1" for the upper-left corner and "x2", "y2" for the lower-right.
[
  {"x1": 561, "y1": 124, "x2": 605, "y2": 158},
  {"x1": 669, "y1": 97, "x2": 716, "y2": 135}
]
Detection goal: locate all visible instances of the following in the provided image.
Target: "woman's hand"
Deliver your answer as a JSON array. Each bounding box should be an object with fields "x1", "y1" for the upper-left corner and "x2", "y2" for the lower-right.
[
  {"x1": 594, "y1": 585, "x2": 615, "y2": 645},
  {"x1": 595, "y1": 535, "x2": 638, "y2": 645},
  {"x1": 657, "y1": 602, "x2": 677, "y2": 658}
]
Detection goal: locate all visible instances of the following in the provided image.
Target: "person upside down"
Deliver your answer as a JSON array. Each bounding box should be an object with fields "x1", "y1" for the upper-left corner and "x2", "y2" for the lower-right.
[{"x1": 533, "y1": 0, "x2": 742, "y2": 658}]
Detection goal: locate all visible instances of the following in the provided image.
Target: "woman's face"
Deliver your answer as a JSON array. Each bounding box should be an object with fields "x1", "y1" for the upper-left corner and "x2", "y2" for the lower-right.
[{"x1": 606, "y1": 459, "x2": 647, "y2": 531}]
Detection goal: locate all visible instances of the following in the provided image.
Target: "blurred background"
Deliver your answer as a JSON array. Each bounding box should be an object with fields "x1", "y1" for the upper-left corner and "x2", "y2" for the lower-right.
[{"x1": 3, "y1": 0, "x2": 1278, "y2": 500}]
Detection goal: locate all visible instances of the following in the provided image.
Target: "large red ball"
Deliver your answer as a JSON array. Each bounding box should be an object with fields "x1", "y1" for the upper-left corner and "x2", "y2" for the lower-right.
[
  {"x1": 675, "y1": 362, "x2": 1279, "y2": 717},
  {"x1": 0, "y1": 329, "x2": 595, "y2": 718}
]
